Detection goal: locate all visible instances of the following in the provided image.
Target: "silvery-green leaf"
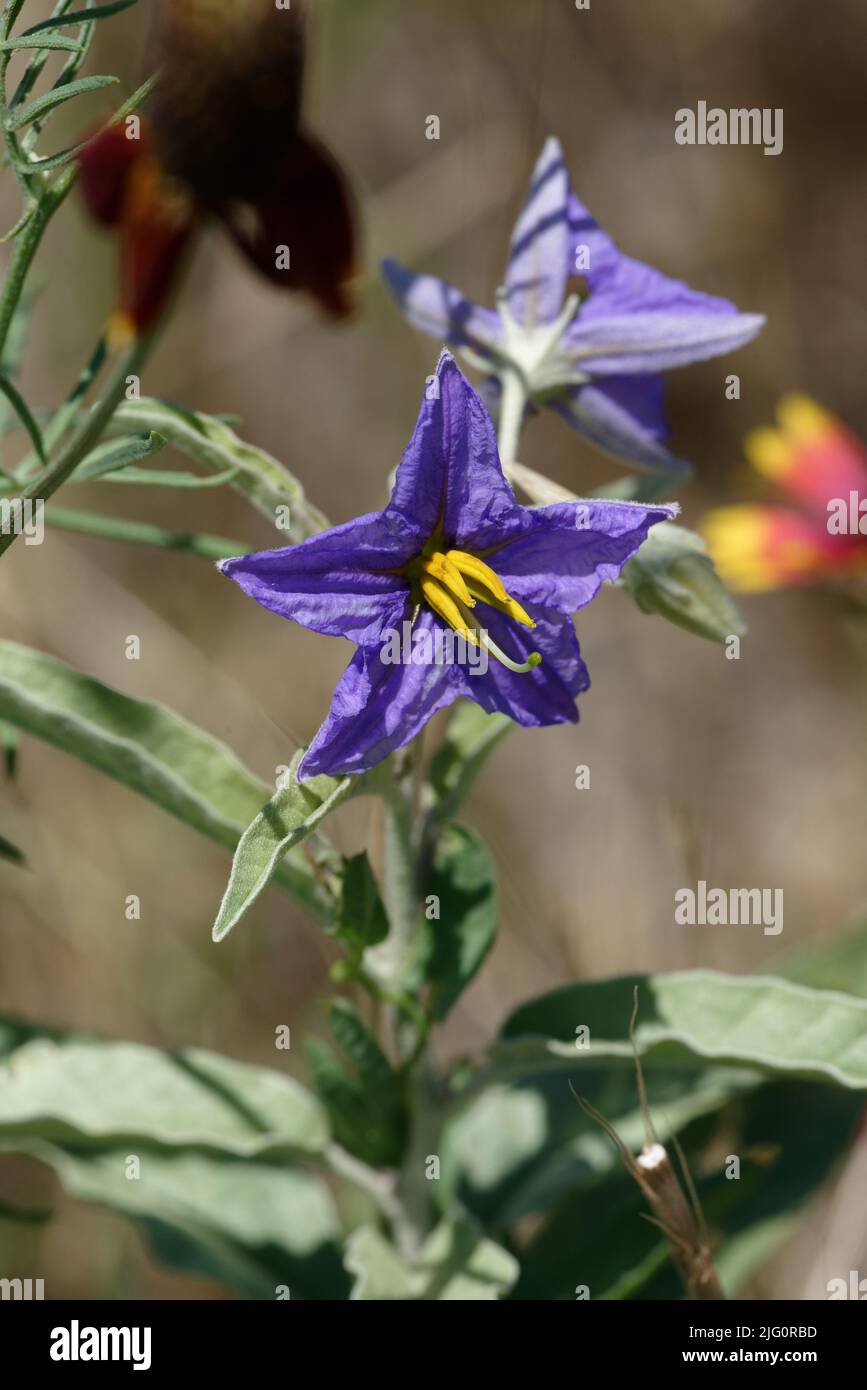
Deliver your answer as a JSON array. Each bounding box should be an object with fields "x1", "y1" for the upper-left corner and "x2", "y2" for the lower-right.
[
  {"x1": 6, "y1": 74, "x2": 118, "y2": 129},
  {"x1": 71, "y1": 431, "x2": 166, "y2": 482},
  {"x1": 111, "y1": 399, "x2": 328, "y2": 540},
  {"x1": 345, "y1": 1215, "x2": 518, "y2": 1300},
  {"x1": 0, "y1": 1026, "x2": 329, "y2": 1158},
  {"x1": 1, "y1": 1140, "x2": 347, "y2": 1300},
  {"x1": 494, "y1": 970, "x2": 867, "y2": 1089},
  {"x1": 0, "y1": 640, "x2": 330, "y2": 919},
  {"x1": 212, "y1": 754, "x2": 368, "y2": 942}
]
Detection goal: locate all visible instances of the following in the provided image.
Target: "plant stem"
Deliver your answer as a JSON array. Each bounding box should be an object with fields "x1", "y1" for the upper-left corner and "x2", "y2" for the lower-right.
[
  {"x1": 366, "y1": 782, "x2": 421, "y2": 1005},
  {"x1": 323, "y1": 1142, "x2": 405, "y2": 1228},
  {"x1": 0, "y1": 334, "x2": 151, "y2": 559},
  {"x1": 393, "y1": 1064, "x2": 439, "y2": 1261},
  {"x1": 0, "y1": 170, "x2": 73, "y2": 358}
]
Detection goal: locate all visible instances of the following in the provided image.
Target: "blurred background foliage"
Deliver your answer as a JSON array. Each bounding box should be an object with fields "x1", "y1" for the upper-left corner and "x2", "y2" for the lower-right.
[{"x1": 1, "y1": 0, "x2": 866, "y2": 1296}]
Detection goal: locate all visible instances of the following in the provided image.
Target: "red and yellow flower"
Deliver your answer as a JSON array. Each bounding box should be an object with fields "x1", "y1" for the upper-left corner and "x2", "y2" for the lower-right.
[{"x1": 702, "y1": 396, "x2": 867, "y2": 592}]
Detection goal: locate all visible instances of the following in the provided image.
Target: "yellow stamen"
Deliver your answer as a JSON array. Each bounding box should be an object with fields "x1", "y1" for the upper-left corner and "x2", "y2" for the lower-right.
[
  {"x1": 419, "y1": 576, "x2": 476, "y2": 640},
  {"x1": 410, "y1": 546, "x2": 541, "y2": 674},
  {"x1": 446, "y1": 549, "x2": 535, "y2": 627},
  {"x1": 420, "y1": 552, "x2": 475, "y2": 607},
  {"x1": 446, "y1": 549, "x2": 511, "y2": 601}
]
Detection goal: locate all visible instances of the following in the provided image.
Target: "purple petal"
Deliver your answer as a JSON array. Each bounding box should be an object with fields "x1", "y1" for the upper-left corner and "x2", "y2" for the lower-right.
[
  {"x1": 567, "y1": 308, "x2": 765, "y2": 376},
  {"x1": 489, "y1": 498, "x2": 676, "y2": 612},
  {"x1": 380, "y1": 259, "x2": 501, "y2": 357},
  {"x1": 553, "y1": 375, "x2": 690, "y2": 474},
  {"x1": 464, "y1": 604, "x2": 587, "y2": 727},
  {"x1": 566, "y1": 189, "x2": 763, "y2": 372},
  {"x1": 503, "y1": 137, "x2": 571, "y2": 328},
  {"x1": 219, "y1": 511, "x2": 417, "y2": 644},
  {"x1": 387, "y1": 351, "x2": 521, "y2": 544},
  {"x1": 298, "y1": 609, "x2": 462, "y2": 778}
]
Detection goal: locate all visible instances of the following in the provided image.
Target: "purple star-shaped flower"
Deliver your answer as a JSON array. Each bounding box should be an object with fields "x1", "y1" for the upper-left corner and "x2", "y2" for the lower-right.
[
  {"x1": 382, "y1": 137, "x2": 764, "y2": 475},
  {"x1": 219, "y1": 353, "x2": 675, "y2": 779}
]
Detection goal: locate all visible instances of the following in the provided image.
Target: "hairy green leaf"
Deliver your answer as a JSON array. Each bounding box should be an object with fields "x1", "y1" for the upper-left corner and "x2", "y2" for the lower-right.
[
  {"x1": 0, "y1": 1024, "x2": 329, "y2": 1158},
  {"x1": 1, "y1": 1140, "x2": 347, "y2": 1300},
  {"x1": 71, "y1": 431, "x2": 166, "y2": 482},
  {"x1": 212, "y1": 754, "x2": 365, "y2": 942},
  {"x1": 7, "y1": 74, "x2": 118, "y2": 130},
  {"x1": 496, "y1": 970, "x2": 867, "y2": 1089},
  {"x1": 20, "y1": 0, "x2": 138, "y2": 37},
  {"x1": 0, "y1": 641, "x2": 330, "y2": 918}
]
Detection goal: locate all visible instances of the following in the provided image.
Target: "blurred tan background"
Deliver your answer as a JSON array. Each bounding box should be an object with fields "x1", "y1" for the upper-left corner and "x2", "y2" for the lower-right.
[{"x1": 1, "y1": 0, "x2": 867, "y2": 1296}]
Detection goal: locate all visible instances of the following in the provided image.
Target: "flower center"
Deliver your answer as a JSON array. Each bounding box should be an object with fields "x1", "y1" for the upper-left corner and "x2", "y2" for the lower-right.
[{"x1": 407, "y1": 547, "x2": 542, "y2": 675}]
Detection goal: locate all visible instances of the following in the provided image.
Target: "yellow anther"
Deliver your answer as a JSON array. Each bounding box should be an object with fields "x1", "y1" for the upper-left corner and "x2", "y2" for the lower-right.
[
  {"x1": 447, "y1": 549, "x2": 535, "y2": 628},
  {"x1": 446, "y1": 549, "x2": 510, "y2": 602},
  {"x1": 419, "y1": 576, "x2": 477, "y2": 642},
  {"x1": 420, "y1": 552, "x2": 475, "y2": 608}
]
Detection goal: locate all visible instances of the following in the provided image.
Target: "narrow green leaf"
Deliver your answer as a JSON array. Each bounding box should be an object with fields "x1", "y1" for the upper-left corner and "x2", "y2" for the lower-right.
[
  {"x1": 0, "y1": 35, "x2": 83, "y2": 52},
  {"x1": 7, "y1": 74, "x2": 118, "y2": 131},
  {"x1": 12, "y1": 140, "x2": 86, "y2": 174},
  {"x1": 325, "y1": 999, "x2": 405, "y2": 1166},
  {"x1": 496, "y1": 970, "x2": 867, "y2": 1089},
  {"x1": 111, "y1": 399, "x2": 329, "y2": 539},
  {"x1": 71, "y1": 431, "x2": 166, "y2": 482},
  {"x1": 45, "y1": 506, "x2": 247, "y2": 560},
  {"x1": 0, "y1": 641, "x2": 330, "y2": 918},
  {"x1": 0, "y1": 199, "x2": 38, "y2": 242},
  {"x1": 0, "y1": 370, "x2": 44, "y2": 461},
  {"x1": 99, "y1": 464, "x2": 238, "y2": 490},
  {"x1": 21, "y1": 0, "x2": 139, "y2": 36},
  {"x1": 0, "y1": 1023, "x2": 329, "y2": 1158},
  {"x1": 212, "y1": 754, "x2": 364, "y2": 942}
]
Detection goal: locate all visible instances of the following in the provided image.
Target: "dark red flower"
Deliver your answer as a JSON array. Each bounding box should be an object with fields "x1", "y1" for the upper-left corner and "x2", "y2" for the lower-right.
[{"x1": 79, "y1": 0, "x2": 356, "y2": 333}]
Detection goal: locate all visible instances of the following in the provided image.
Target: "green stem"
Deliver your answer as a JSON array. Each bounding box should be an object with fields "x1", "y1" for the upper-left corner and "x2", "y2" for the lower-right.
[
  {"x1": 394, "y1": 1064, "x2": 439, "y2": 1259},
  {"x1": 370, "y1": 785, "x2": 421, "y2": 1001},
  {"x1": 0, "y1": 170, "x2": 73, "y2": 358},
  {"x1": 0, "y1": 334, "x2": 151, "y2": 559},
  {"x1": 43, "y1": 506, "x2": 247, "y2": 559}
]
